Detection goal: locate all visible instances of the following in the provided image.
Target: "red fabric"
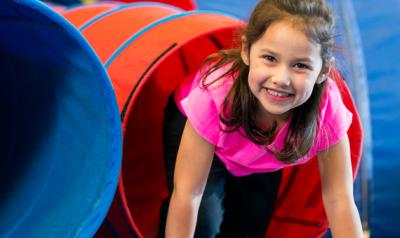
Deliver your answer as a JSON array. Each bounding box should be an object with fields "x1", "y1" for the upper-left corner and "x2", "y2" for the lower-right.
[
  {"x1": 61, "y1": 4, "x2": 118, "y2": 28},
  {"x1": 113, "y1": 0, "x2": 197, "y2": 11},
  {"x1": 80, "y1": 6, "x2": 180, "y2": 63},
  {"x1": 265, "y1": 67, "x2": 363, "y2": 238},
  {"x1": 118, "y1": 28, "x2": 238, "y2": 237}
]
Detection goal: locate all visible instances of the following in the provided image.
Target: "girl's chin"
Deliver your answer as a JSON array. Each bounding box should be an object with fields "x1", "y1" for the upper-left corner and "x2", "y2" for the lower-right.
[{"x1": 257, "y1": 105, "x2": 293, "y2": 122}]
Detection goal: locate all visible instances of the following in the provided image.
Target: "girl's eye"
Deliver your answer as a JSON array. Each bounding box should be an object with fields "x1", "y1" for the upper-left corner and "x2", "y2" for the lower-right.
[
  {"x1": 294, "y1": 63, "x2": 310, "y2": 70},
  {"x1": 264, "y1": 55, "x2": 276, "y2": 62}
]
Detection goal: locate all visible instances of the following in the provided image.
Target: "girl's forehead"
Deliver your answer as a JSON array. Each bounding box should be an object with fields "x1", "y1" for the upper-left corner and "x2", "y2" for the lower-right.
[{"x1": 253, "y1": 20, "x2": 322, "y2": 59}]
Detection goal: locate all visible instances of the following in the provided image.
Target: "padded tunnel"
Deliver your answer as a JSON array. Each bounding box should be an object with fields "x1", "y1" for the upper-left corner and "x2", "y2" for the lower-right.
[
  {"x1": 0, "y1": 0, "x2": 122, "y2": 237},
  {"x1": 58, "y1": 3, "x2": 242, "y2": 237}
]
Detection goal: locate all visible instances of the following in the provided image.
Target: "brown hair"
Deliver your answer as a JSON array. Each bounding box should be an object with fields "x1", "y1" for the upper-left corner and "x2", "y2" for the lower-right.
[{"x1": 202, "y1": 0, "x2": 335, "y2": 163}]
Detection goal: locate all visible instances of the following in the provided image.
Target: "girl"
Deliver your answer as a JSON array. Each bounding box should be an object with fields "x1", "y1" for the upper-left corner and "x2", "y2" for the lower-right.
[{"x1": 163, "y1": 0, "x2": 364, "y2": 237}]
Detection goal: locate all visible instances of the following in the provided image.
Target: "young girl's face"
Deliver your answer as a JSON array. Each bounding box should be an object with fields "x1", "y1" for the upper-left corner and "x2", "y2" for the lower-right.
[{"x1": 241, "y1": 20, "x2": 326, "y2": 124}]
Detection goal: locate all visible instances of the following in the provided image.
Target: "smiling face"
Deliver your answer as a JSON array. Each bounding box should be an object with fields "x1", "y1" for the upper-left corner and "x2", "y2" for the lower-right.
[{"x1": 241, "y1": 20, "x2": 327, "y2": 124}]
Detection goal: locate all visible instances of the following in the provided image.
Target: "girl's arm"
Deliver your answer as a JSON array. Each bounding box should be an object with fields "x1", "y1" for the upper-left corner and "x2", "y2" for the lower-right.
[
  {"x1": 317, "y1": 134, "x2": 363, "y2": 238},
  {"x1": 165, "y1": 120, "x2": 215, "y2": 238}
]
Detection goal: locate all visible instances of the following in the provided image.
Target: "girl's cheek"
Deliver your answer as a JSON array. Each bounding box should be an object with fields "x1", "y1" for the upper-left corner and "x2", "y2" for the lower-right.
[{"x1": 255, "y1": 68, "x2": 271, "y2": 78}]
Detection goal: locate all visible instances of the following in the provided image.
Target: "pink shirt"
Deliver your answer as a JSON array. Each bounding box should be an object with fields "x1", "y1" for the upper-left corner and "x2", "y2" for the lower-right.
[{"x1": 175, "y1": 66, "x2": 353, "y2": 176}]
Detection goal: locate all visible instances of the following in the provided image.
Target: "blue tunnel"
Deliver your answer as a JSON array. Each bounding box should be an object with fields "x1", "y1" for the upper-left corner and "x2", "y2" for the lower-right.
[{"x1": 0, "y1": 0, "x2": 122, "y2": 237}]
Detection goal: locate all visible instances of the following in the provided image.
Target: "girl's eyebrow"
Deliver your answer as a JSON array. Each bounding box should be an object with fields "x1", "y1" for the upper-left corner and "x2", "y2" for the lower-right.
[
  {"x1": 292, "y1": 57, "x2": 313, "y2": 63},
  {"x1": 259, "y1": 48, "x2": 279, "y2": 56}
]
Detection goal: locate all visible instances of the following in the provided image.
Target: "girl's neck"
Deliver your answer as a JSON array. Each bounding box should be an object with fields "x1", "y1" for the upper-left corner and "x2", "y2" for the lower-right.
[{"x1": 255, "y1": 107, "x2": 291, "y2": 132}]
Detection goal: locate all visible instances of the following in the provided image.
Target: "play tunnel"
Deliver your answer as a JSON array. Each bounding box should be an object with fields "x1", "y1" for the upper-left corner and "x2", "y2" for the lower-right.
[
  {"x1": 55, "y1": 2, "x2": 363, "y2": 238},
  {"x1": 0, "y1": 0, "x2": 122, "y2": 237},
  {"x1": 56, "y1": 2, "x2": 243, "y2": 237}
]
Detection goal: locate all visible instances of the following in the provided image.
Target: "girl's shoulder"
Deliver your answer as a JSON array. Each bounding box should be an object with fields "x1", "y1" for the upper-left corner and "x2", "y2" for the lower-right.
[
  {"x1": 319, "y1": 77, "x2": 347, "y2": 119},
  {"x1": 180, "y1": 63, "x2": 234, "y2": 108},
  {"x1": 316, "y1": 77, "x2": 353, "y2": 152},
  {"x1": 175, "y1": 64, "x2": 235, "y2": 145}
]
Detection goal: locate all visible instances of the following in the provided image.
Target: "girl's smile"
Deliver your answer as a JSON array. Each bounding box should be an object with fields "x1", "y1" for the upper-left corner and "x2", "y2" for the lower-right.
[{"x1": 264, "y1": 87, "x2": 294, "y2": 103}]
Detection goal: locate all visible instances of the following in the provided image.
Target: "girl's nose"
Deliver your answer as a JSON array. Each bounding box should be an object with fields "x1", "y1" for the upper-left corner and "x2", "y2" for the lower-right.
[{"x1": 271, "y1": 66, "x2": 291, "y2": 87}]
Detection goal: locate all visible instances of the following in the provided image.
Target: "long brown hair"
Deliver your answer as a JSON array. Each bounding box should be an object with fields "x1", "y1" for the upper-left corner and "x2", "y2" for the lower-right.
[{"x1": 202, "y1": 0, "x2": 336, "y2": 163}]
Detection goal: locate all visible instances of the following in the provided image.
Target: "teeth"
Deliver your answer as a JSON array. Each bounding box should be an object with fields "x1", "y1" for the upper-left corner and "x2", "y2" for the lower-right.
[{"x1": 267, "y1": 89, "x2": 289, "y2": 97}]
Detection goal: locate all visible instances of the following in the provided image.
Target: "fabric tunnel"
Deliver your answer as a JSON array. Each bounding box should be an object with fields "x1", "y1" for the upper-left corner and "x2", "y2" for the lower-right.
[
  {"x1": 56, "y1": 2, "x2": 363, "y2": 237},
  {"x1": 0, "y1": 0, "x2": 122, "y2": 238}
]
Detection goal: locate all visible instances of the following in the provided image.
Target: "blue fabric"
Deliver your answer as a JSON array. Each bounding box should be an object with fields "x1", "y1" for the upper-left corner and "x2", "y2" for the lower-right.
[
  {"x1": 0, "y1": 0, "x2": 122, "y2": 237},
  {"x1": 196, "y1": 0, "x2": 258, "y2": 20},
  {"x1": 353, "y1": 0, "x2": 400, "y2": 237}
]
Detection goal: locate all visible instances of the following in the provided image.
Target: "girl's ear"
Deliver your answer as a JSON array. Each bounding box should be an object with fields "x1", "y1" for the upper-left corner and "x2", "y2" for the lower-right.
[
  {"x1": 241, "y1": 36, "x2": 250, "y2": 66},
  {"x1": 317, "y1": 70, "x2": 328, "y2": 84},
  {"x1": 317, "y1": 57, "x2": 334, "y2": 84}
]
